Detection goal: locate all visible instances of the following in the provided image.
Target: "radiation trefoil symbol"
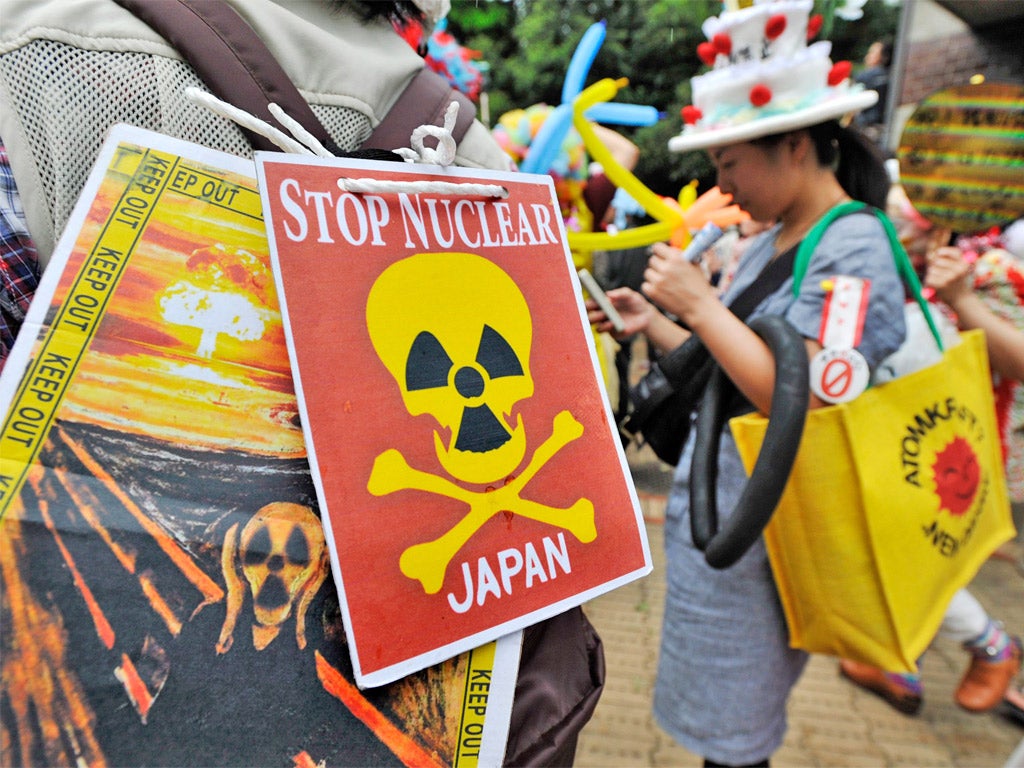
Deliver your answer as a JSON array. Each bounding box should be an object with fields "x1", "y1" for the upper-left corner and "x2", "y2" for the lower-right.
[
  {"x1": 217, "y1": 502, "x2": 329, "y2": 653},
  {"x1": 365, "y1": 252, "x2": 596, "y2": 595}
]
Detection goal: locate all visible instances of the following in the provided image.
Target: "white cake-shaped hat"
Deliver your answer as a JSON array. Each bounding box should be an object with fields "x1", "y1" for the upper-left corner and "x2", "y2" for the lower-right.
[{"x1": 668, "y1": 0, "x2": 877, "y2": 153}]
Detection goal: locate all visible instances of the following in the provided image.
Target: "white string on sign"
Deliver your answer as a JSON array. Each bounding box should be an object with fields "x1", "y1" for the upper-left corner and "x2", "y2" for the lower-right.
[
  {"x1": 336, "y1": 177, "x2": 508, "y2": 198},
  {"x1": 341, "y1": 100, "x2": 507, "y2": 197},
  {"x1": 185, "y1": 88, "x2": 314, "y2": 156},
  {"x1": 267, "y1": 102, "x2": 334, "y2": 158},
  {"x1": 185, "y1": 87, "x2": 508, "y2": 198},
  {"x1": 402, "y1": 100, "x2": 460, "y2": 166}
]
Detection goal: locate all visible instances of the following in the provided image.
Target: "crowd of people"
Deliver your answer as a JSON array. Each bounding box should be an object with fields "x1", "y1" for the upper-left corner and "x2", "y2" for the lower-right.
[
  {"x1": 588, "y1": 84, "x2": 911, "y2": 768},
  {"x1": 574, "y1": 14, "x2": 1022, "y2": 768},
  {"x1": 0, "y1": 1, "x2": 1021, "y2": 767}
]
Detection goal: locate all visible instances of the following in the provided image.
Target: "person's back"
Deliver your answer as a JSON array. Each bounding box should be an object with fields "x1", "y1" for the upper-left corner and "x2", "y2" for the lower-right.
[
  {"x1": 853, "y1": 40, "x2": 892, "y2": 134},
  {"x1": 0, "y1": 2, "x2": 603, "y2": 764},
  {"x1": 0, "y1": 0, "x2": 509, "y2": 269}
]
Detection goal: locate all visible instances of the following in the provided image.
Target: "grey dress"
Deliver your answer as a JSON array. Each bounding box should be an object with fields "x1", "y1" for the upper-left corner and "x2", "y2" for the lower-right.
[{"x1": 653, "y1": 213, "x2": 907, "y2": 764}]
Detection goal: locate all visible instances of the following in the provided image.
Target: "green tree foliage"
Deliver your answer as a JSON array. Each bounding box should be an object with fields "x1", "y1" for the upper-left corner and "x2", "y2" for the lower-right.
[{"x1": 447, "y1": 0, "x2": 901, "y2": 200}]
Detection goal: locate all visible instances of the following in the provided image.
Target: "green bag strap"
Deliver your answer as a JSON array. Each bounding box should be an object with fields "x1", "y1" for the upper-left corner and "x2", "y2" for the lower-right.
[{"x1": 792, "y1": 200, "x2": 944, "y2": 352}]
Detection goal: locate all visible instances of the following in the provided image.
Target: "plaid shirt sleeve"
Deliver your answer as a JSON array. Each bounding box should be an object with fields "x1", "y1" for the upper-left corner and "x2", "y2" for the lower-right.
[{"x1": 0, "y1": 139, "x2": 40, "y2": 373}]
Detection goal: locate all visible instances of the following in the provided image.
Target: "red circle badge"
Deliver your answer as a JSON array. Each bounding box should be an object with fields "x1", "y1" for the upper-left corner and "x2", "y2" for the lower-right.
[{"x1": 810, "y1": 347, "x2": 869, "y2": 403}]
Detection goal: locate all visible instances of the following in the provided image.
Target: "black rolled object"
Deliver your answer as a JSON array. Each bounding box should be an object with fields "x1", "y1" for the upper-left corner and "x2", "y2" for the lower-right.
[{"x1": 690, "y1": 314, "x2": 810, "y2": 569}]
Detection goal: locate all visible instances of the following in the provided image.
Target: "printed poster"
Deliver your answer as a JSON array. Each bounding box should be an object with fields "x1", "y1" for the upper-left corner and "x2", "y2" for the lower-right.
[
  {"x1": 256, "y1": 153, "x2": 652, "y2": 687},
  {"x1": 897, "y1": 82, "x2": 1024, "y2": 233},
  {"x1": 0, "y1": 124, "x2": 517, "y2": 767}
]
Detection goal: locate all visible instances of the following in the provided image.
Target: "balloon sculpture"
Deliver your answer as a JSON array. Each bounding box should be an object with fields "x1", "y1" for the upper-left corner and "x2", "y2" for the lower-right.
[
  {"x1": 499, "y1": 20, "x2": 750, "y2": 253},
  {"x1": 565, "y1": 77, "x2": 749, "y2": 255},
  {"x1": 519, "y1": 21, "x2": 662, "y2": 175}
]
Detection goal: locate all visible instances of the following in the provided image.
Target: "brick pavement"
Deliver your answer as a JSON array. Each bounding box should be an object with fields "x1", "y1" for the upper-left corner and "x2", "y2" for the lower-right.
[{"x1": 575, "y1": 443, "x2": 1024, "y2": 767}]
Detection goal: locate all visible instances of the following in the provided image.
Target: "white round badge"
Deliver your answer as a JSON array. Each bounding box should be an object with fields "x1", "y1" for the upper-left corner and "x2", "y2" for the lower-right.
[{"x1": 809, "y1": 347, "x2": 869, "y2": 404}]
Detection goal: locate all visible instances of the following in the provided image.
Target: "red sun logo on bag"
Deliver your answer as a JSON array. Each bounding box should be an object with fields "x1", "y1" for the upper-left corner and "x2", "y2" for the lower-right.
[{"x1": 931, "y1": 436, "x2": 980, "y2": 516}]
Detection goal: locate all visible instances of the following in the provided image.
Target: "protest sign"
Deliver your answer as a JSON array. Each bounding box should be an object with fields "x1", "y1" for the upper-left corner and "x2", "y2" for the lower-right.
[
  {"x1": 0, "y1": 124, "x2": 516, "y2": 767},
  {"x1": 257, "y1": 153, "x2": 652, "y2": 687},
  {"x1": 898, "y1": 82, "x2": 1024, "y2": 233}
]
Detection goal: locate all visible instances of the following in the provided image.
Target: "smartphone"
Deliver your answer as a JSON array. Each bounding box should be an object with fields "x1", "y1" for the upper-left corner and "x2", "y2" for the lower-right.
[{"x1": 578, "y1": 268, "x2": 626, "y2": 332}]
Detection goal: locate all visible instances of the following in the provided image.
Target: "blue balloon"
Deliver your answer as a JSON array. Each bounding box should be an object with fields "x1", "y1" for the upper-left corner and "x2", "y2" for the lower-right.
[
  {"x1": 518, "y1": 19, "x2": 663, "y2": 175},
  {"x1": 561, "y1": 20, "x2": 606, "y2": 105},
  {"x1": 519, "y1": 103, "x2": 574, "y2": 175},
  {"x1": 585, "y1": 103, "x2": 663, "y2": 127}
]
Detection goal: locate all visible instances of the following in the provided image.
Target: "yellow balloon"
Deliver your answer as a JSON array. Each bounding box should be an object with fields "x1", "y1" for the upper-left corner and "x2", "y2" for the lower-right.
[
  {"x1": 569, "y1": 222, "x2": 674, "y2": 252},
  {"x1": 575, "y1": 79, "x2": 681, "y2": 223},
  {"x1": 566, "y1": 78, "x2": 686, "y2": 254},
  {"x1": 564, "y1": 78, "x2": 750, "y2": 255},
  {"x1": 678, "y1": 180, "x2": 698, "y2": 210}
]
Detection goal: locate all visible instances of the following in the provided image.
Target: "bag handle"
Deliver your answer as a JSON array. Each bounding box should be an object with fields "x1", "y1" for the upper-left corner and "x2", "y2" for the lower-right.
[{"x1": 792, "y1": 200, "x2": 944, "y2": 352}]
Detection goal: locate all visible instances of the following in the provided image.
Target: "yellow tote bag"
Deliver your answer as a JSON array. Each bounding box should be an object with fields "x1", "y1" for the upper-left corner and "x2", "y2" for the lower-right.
[{"x1": 731, "y1": 328, "x2": 1016, "y2": 673}]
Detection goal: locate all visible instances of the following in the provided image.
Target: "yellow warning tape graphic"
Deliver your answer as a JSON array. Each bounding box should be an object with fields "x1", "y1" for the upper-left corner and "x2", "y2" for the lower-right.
[
  {"x1": 0, "y1": 140, "x2": 264, "y2": 520},
  {"x1": 0, "y1": 145, "x2": 180, "y2": 518},
  {"x1": 454, "y1": 640, "x2": 497, "y2": 767}
]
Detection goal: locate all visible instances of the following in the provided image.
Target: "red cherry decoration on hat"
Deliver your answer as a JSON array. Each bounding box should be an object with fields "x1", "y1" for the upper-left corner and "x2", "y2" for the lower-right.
[
  {"x1": 828, "y1": 61, "x2": 852, "y2": 85},
  {"x1": 697, "y1": 41, "x2": 718, "y2": 66},
  {"x1": 712, "y1": 33, "x2": 732, "y2": 56},
  {"x1": 765, "y1": 14, "x2": 787, "y2": 40},
  {"x1": 681, "y1": 105, "x2": 703, "y2": 125},
  {"x1": 750, "y1": 84, "x2": 772, "y2": 107},
  {"x1": 806, "y1": 14, "x2": 823, "y2": 40}
]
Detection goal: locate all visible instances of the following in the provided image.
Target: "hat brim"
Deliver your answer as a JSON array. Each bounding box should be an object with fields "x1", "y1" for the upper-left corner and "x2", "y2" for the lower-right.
[{"x1": 668, "y1": 90, "x2": 878, "y2": 153}]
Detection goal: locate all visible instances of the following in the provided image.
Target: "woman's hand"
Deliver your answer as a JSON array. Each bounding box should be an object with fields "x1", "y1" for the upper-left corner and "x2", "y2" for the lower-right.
[
  {"x1": 643, "y1": 242, "x2": 719, "y2": 326},
  {"x1": 926, "y1": 246, "x2": 1024, "y2": 382},
  {"x1": 586, "y1": 284, "x2": 692, "y2": 355},
  {"x1": 641, "y1": 241, "x2": 792, "y2": 414},
  {"x1": 586, "y1": 286, "x2": 654, "y2": 337},
  {"x1": 925, "y1": 246, "x2": 974, "y2": 308}
]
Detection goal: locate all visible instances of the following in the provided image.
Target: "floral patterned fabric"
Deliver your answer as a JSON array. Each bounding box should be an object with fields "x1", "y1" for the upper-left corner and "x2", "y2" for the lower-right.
[
  {"x1": 0, "y1": 140, "x2": 40, "y2": 374},
  {"x1": 970, "y1": 247, "x2": 1024, "y2": 502}
]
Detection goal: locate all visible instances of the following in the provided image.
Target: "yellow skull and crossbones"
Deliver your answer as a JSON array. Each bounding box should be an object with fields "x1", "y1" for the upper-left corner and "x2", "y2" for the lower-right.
[{"x1": 365, "y1": 252, "x2": 596, "y2": 594}]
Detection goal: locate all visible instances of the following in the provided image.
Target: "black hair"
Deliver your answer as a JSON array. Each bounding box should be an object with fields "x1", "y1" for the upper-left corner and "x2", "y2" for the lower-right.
[
  {"x1": 817, "y1": 121, "x2": 890, "y2": 209},
  {"x1": 877, "y1": 40, "x2": 894, "y2": 69},
  {"x1": 328, "y1": 1, "x2": 425, "y2": 24},
  {"x1": 753, "y1": 120, "x2": 891, "y2": 210}
]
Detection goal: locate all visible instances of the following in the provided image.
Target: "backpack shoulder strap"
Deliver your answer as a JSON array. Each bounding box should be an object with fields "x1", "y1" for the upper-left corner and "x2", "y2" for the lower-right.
[
  {"x1": 112, "y1": 0, "x2": 474, "y2": 156},
  {"x1": 363, "y1": 69, "x2": 476, "y2": 151},
  {"x1": 111, "y1": 0, "x2": 340, "y2": 154}
]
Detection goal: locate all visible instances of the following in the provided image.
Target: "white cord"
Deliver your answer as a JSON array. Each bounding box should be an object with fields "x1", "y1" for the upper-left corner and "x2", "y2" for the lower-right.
[
  {"x1": 407, "y1": 101, "x2": 459, "y2": 167},
  {"x1": 350, "y1": 101, "x2": 506, "y2": 196},
  {"x1": 337, "y1": 178, "x2": 508, "y2": 198},
  {"x1": 268, "y1": 103, "x2": 333, "y2": 158},
  {"x1": 185, "y1": 88, "x2": 313, "y2": 155},
  {"x1": 187, "y1": 88, "x2": 506, "y2": 198}
]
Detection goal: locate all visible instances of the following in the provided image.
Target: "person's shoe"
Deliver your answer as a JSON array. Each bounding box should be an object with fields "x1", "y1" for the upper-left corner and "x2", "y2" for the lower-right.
[
  {"x1": 1003, "y1": 683, "x2": 1024, "y2": 727},
  {"x1": 839, "y1": 659, "x2": 922, "y2": 715},
  {"x1": 955, "y1": 636, "x2": 1023, "y2": 712}
]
